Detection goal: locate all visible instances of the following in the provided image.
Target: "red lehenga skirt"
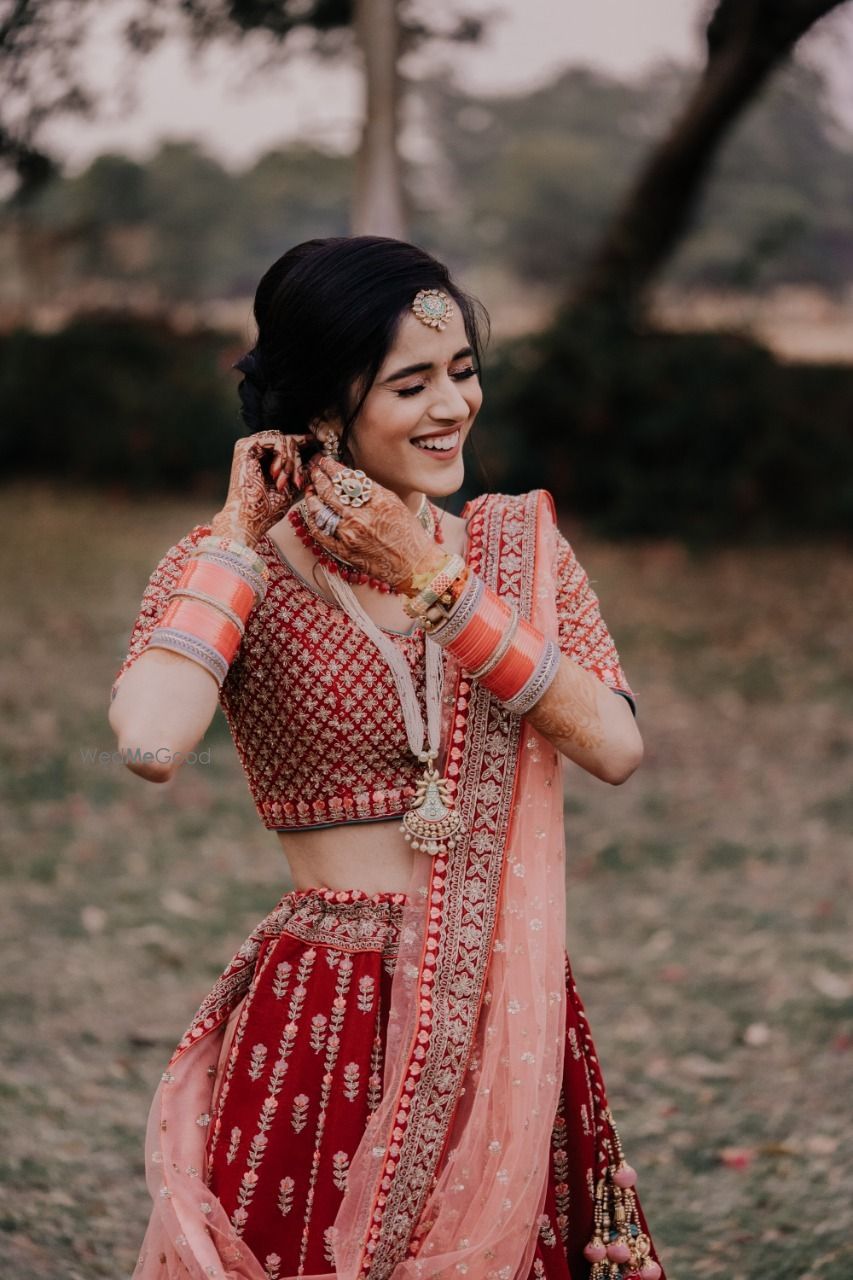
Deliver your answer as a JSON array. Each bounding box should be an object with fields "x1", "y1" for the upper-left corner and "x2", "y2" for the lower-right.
[{"x1": 163, "y1": 885, "x2": 666, "y2": 1280}]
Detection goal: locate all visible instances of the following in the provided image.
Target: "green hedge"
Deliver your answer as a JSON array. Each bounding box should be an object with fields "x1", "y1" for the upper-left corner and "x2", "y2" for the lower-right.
[
  {"x1": 2, "y1": 313, "x2": 852, "y2": 541},
  {"x1": 0, "y1": 316, "x2": 239, "y2": 494},
  {"x1": 481, "y1": 312, "x2": 853, "y2": 542}
]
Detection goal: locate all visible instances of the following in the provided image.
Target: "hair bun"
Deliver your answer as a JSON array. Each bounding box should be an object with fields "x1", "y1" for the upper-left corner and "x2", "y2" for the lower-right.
[{"x1": 234, "y1": 348, "x2": 266, "y2": 432}]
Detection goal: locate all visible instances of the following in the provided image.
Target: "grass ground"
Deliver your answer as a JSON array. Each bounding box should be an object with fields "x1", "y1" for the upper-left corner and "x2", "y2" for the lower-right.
[{"x1": 1, "y1": 481, "x2": 851, "y2": 1280}]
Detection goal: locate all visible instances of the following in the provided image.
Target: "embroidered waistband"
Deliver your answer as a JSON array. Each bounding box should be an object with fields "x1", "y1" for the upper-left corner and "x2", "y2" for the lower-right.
[{"x1": 261, "y1": 885, "x2": 411, "y2": 955}]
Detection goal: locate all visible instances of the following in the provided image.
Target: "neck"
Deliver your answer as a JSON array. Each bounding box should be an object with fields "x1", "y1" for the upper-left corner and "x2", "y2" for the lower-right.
[{"x1": 398, "y1": 488, "x2": 426, "y2": 516}]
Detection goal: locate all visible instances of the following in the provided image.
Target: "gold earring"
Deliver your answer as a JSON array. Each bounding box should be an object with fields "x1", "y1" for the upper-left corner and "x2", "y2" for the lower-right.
[
  {"x1": 313, "y1": 421, "x2": 340, "y2": 460},
  {"x1": 322, "y1": 432, "x2": 341, "y2": 460}
]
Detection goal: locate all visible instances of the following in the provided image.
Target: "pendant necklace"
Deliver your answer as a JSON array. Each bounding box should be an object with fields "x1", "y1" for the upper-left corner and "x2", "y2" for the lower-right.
[{"x1": 318, "y1": 563, "x2": 463, "y2": 859}]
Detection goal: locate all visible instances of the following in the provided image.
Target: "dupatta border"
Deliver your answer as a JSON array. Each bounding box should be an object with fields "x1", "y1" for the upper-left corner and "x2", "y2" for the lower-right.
[{"x1": 359, "y1": 489, "x2": 547, "y2": 1280}]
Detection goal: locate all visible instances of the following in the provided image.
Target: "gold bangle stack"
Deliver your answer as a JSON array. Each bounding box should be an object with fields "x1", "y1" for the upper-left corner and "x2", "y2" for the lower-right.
[{"x1": 404, "y1": 555, "x2": 468, "y2": 620}]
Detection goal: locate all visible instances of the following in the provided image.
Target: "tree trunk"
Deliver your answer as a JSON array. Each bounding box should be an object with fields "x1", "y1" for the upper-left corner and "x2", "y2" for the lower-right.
[
  {"x1": 351, "y1": 0, "x2": 407, "y2": 238},
  {"x1": 572, "y1": 0, "x2": 849, "y2": 321}
]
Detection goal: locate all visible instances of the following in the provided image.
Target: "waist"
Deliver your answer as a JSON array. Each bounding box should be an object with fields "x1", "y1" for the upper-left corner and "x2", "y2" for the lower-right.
[{"x1": 277, "y1": 817, "x2": 416, "y2": 896}]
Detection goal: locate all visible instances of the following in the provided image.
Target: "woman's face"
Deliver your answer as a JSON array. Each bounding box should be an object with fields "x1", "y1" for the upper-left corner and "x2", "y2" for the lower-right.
[{"x1": 339, "y1": 306, "x2": 483, "y2": 512}]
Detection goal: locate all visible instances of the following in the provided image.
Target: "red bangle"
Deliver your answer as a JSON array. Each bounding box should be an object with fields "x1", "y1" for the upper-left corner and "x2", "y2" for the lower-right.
[
  {"x1": 160, "y1": 597, "x2": 243, "y2": 665},
  {"x1": 176, "y1": 559, "x2": 257, "y2": 622},
  {"x1": 444, "y1": 589, "x2": 514, "y2": 672},
  {"x1": 480, "y1": 615, "x2": 545, "y2": 702}
]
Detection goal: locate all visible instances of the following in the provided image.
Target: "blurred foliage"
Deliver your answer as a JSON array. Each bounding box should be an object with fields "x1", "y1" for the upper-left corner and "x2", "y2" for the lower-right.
[
  {"x1": 18, "y1": 140, "x2": 351, "y2": 298},
  {"x1": 3, "y1": 58, "x2": 852, "y2": 539},
  {"x1": 0, "y1": 317, "x2": 239, "y2": 493},
  {"x1": 5, "y1": 60, "x2": 853, "y2": 300},
  {"x1": 1, "y1": 312, "x2": 852, "y2": 541},
  {"x1": 482, "y1": 312, "x2": 853, "y2": 543},
  {"x1": 0, "y1": 0, "x2": 97, "y2": 199},
  {"x1": 418, "y1": 60, "x2": 853, "y2": 294}
]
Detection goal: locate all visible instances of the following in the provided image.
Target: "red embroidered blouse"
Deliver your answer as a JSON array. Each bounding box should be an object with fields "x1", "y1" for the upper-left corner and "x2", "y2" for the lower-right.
[{"x1": 111, "y1": 493, "x2": 635, "y2": 832}]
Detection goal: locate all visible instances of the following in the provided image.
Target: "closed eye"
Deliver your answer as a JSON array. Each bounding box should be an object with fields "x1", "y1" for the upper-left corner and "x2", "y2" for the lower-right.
[{"x1": 395, "y1": 367, "x2": 478, "y2": 398}]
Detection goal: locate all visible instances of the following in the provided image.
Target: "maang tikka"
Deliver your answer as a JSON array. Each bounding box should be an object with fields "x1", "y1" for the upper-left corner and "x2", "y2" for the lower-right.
[{"x1": 412, "y1": 288, "x2": 454, "y2": 332}]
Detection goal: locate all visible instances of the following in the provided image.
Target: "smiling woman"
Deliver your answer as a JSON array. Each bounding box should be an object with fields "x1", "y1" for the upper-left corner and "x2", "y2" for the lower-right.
[{"x1": 109, "y1": 236, "x2": 664, "y2": 1280}]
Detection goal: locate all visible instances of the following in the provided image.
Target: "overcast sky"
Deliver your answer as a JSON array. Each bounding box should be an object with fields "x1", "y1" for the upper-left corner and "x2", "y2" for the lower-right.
[{"x1": 44, "y1": 0, "x2": 853, "y2": 171}]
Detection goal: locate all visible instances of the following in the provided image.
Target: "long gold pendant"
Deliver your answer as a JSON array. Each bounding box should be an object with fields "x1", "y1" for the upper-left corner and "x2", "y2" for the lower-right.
[{"x1": 400, "y1": 751, "x2": 463, "y2": 857}]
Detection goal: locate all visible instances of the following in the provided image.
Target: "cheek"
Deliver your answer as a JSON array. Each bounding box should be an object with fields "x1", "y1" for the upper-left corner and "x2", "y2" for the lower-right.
[
  {"x1": 461, "y1": 382, "x2": 483, "y2": 427},
  {"x1": 348, "y1": 400, "x2": 416, "y2": 465}
]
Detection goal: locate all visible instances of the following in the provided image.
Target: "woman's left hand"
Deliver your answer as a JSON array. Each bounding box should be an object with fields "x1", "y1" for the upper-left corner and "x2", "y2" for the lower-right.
[{"x1": 303, "y1": 456, "x2": 447, "y2": 594}]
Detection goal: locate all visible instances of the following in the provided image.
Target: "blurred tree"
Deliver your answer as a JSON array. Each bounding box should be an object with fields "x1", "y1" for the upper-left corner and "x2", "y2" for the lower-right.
[
  {"x1": 145, "y1": 142, "x2": 237, "y2": 296},
  {"x1": 7, "y1": 57, "x2": 853, "y2": 306},
  {"x1": 573, "y1": 0, "x2": 851, "y2": 322},
  {"x1": 138, "y1": 0, "x2": 483, "y2": 236},
  {"x1": 352, "y1": 0, "x2": 404, "y2": 235},
  {"x1": 0, "y1": 0, "x2": 96, "y2": 200},
  {"x1": 417, "y1": 60, "x2": 853, "y2": 293},
  {"x1": 236, "y1": 145, "x2": 350, "y2": 285},
  {"x1": 668, "y1": 61, "x2": 853, "y2": 291}
]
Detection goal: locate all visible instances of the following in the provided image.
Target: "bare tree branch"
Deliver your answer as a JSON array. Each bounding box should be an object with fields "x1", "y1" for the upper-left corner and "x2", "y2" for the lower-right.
[{"x1": 572, "y1": 0, "x2": 850, "y2": 322}]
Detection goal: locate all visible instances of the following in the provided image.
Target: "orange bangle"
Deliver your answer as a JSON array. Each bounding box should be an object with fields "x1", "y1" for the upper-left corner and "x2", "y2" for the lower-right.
[
  {"x1": 480, "y1": 615, "x2": 545, "y2": 702},
  {"x1": 444, "y1": 590, "x2": 514, "y2": 672},
  {"x1": 175, "y1": 559, "x2": 257, "y2": 622},
  {"x1": 159, "y1": 597, "x2": 243, "y2": 665}
]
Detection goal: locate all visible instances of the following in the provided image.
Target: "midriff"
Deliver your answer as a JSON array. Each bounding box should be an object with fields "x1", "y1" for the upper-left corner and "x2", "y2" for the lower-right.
[{"x1": 276, "y1": 821, "x2": 416, "y2": 894}]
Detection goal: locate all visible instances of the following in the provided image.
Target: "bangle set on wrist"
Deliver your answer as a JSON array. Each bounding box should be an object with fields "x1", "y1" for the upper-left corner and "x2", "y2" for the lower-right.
[
  {"x1": 144, "y1": 534, "x2": 269, "y2": 687},
  {"x1": 405, "y1": 555, "x2": 561, "y2": 717},
  {"x1": 140, "y1": 527, "x2": 560, "y2": 715}
]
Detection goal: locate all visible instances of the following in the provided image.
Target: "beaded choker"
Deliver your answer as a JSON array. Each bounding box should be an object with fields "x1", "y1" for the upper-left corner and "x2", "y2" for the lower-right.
[{"x1": 288, "y1": 494, "x2": 444, "y2": 595}]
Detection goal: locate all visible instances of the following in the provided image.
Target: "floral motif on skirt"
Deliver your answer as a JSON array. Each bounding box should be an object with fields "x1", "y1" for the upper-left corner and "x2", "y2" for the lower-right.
[{"x1": 190, "y1": 887, "x2": 666, "y2": 1280}]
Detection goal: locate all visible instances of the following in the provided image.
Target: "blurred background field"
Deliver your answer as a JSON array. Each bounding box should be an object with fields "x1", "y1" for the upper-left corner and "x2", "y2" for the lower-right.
[
  {"x1": 1, "y1": 484, "x2": 851, "y2": 1278},
  {"x1": 2, "y1": 1, "x2": 853, "y2": 1277}
]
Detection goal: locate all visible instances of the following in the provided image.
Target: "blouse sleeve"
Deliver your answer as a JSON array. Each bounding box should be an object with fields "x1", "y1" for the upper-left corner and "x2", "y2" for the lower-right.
[
  {"x1": 552, "y1": 528, "x2": 637, "y2": 717},
  {"x1": 110, "y1": 523, "x2": 212, "y2": 703}
]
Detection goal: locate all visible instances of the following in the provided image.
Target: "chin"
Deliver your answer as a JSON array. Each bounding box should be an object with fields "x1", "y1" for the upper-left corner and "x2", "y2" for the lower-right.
[
  {"x1": 423, "y1": 471, "x2": 464, "y2": 499},
  {"x1": 414, "y1": 453, "x2": 466, "y2": 492}
]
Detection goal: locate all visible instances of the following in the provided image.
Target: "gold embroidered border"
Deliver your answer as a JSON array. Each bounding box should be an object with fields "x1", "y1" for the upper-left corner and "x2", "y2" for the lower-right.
[{"x1": 361, "y1": 491, "x2": 543, "y2": 1280}]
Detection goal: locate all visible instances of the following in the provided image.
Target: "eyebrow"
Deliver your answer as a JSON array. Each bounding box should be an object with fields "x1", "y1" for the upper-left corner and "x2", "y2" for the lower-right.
[{"x1": 383, "y1": 346, "x2": 474, "y2": 383}]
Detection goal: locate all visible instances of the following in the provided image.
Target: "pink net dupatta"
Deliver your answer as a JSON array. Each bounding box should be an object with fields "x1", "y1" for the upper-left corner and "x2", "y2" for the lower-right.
[
  {"x1": 332, "y1": 489, "x2": 567, "y2": 1280},
  {"x1": 133, "y1": 489, "x2": 566, "y2": 1280}
]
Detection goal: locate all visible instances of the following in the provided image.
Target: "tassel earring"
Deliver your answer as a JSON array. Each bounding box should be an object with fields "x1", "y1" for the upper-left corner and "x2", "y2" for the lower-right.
[{"x1": 321, "y1": 431, "x2": 340, "y2": 461}]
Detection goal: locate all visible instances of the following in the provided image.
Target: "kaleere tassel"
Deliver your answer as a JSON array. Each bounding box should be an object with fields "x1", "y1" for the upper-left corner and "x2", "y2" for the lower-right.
[{"x1": 583, "y1": 1108, "x2": 661, "y2": 1280}]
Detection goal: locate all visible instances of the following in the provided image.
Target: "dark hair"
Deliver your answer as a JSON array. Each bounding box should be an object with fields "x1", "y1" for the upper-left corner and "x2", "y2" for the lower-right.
[{"x1": 234, "y1": 236, "x2": 489, "y2": 457}]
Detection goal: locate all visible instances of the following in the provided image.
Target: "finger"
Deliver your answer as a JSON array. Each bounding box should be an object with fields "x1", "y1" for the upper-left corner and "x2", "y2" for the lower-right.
[
  {"x1": 303, "y1": 494, "x2": 339, "y2": 543},
  {"x1": 282, "y1": 437, "x2": 306, "y2": 485},
  {"x1": 310, "y1": 454, "x2": 345, "y2": 481},
  {"x1": 245, "y1": 431, "x2": 285, "y2": 463},
  {"x1": 311, "y1": 465, "x2": 341, "y2": 509}
]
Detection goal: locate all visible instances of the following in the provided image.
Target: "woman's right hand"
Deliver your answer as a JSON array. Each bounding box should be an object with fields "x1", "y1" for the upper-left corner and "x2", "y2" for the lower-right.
[{"x1": 211, "y1": 431, "x2": 312, "y2": 547}]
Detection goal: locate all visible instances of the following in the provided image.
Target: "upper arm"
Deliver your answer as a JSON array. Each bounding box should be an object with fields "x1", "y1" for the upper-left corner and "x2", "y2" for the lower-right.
[
  {"x1": 109, "y1": 523, "x2": 212, "y2": 707},
  {"x1": 552, "y1": 528, "x2": 637, "y2": 718}
]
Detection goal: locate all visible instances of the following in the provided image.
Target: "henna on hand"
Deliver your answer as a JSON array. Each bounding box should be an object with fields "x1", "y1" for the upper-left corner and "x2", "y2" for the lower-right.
[
  {"x1": 211, "y1": 431, "x2": 311, "y2": 547},
  {"x1": 303, "y1": 456, "x2": 446, "y2": 593}
]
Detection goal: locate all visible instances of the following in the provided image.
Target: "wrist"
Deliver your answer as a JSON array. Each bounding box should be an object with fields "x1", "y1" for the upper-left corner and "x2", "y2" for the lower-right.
[
  {"x1": 400, "y1": 547, "x2": 453, "y2": 598},
  {"x1": 424, "y1": 574, "x2": 561, "y2": 715},
  {"x1": 210, "y1": 514, "x2": 260, "y2": 550}
]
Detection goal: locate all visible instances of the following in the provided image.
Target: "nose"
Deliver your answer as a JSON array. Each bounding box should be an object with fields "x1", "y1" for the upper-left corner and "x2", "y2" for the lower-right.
[{"x1": 428, "y1": 372, "x2": 471, "y2": 422}]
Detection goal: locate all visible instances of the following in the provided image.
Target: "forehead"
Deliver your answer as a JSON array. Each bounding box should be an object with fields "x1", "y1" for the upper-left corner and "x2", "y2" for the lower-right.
[{"x1": 380, "y1": 307, "x2": 470, "y2": 371}]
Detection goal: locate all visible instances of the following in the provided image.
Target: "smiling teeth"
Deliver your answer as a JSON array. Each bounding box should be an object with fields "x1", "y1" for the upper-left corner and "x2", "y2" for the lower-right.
[{"x1": 413, "y1": 431, "x2": 459, "y2": 452}]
